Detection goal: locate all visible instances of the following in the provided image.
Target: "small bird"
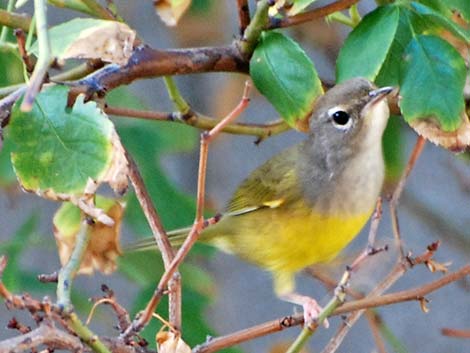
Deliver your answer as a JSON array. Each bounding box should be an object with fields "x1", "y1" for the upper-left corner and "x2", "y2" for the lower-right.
[{"x1": 128, "y1": 77, "x2": 393, "y2": 325}]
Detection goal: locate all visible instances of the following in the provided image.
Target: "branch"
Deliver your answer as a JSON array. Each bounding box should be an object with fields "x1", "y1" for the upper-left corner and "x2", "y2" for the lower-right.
[
  {"x1": 441, "y1": 327, "x2": 470, "y2": 339},
  {"x1": 121, "y1": 83, "x2": 251, "y2": 340},
  {"x1": 0, "y1": 323, "x2": 83, "y2": 353},
  {"x1": 105, "y1": 105, "x2": 290, "y2": 141},
  {"x1": 20, "y1": 0, "x2": 53, "y2": 111},
  {"x1": 0, "y1": 9, "x2": 31, "y2": 32},
  {"x1": 193, "y1": 245, "x2": 454, "y2": 353},
  {"x1": 389, "y1": 136, "x2": 426, "y2": 258},
  {"x1": 56, "y1": 219, "x2": 92, "y2": 309},
  {"x1": 270, "y1": 0, "x2": 360, "y2": 28},
  {"x1": 236, "y1": 0, "x2": 250, "y2": 35}
]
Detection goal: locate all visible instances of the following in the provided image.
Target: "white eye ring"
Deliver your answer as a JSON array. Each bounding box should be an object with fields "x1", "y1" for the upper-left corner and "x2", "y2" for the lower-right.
[{"x1": 328, "y1": 107, "x2": 352, "y2": 130}]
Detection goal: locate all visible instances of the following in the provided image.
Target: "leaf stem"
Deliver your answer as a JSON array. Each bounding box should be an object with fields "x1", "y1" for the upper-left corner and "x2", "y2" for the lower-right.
[
  {"x1": 47, "y1": 0, "x2": 95, "y2": 15},
  {"x1": 238, "y1": 0, "x2": 269, "y2": 57},
  {"x1": 20, "y1": 0, "x2": 52, "y2": 111},
  {"x1": 80, "y1": 0, "x2": 114, "y2": 20},
  {"x1": 163, "y1": 76, "x2": 190, "y2": 114},
  {"x1": 0, "y1": 0, "x2": 15, "y2": 44},
  {"x1": 56, "y1": 219, "x2": 91, "y2": 309}
]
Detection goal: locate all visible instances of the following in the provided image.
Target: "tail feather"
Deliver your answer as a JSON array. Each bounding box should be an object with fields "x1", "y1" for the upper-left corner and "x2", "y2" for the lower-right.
[{"x1": 124, "y1": 226, "x2": 192, "y2": 252}]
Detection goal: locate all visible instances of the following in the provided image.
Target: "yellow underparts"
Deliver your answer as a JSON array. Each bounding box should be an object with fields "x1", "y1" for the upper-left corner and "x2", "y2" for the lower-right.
[{"x1": 204, "y1": 203, "x2": 372, "y2": 295}]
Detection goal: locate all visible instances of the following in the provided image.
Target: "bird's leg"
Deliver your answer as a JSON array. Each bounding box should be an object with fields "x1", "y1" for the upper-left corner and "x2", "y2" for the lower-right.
[{"x1": 280, "y1": 292, "x2": 329, "y2": 328}]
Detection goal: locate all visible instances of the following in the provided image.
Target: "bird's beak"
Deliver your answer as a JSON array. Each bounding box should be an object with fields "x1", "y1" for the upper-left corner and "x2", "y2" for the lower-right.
[{"x1": 368, "y1": 86, "x2": 395, "y2": 104}]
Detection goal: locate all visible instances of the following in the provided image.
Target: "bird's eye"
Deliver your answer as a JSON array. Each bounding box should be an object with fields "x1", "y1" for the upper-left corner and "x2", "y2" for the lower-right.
[{"x1": 328, "y1": 108, "x2": 352, "y2": 130}]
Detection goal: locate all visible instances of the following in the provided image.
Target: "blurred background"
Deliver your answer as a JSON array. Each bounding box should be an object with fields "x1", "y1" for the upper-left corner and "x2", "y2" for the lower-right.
[{"x1": 0, "y1": 1, "x2": 469, "y2": 352}]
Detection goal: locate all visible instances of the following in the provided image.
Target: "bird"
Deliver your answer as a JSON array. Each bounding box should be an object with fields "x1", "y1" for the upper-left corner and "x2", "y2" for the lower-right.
[{"x1": 127, "y1": 77, "x2": 394, "y2": 325}]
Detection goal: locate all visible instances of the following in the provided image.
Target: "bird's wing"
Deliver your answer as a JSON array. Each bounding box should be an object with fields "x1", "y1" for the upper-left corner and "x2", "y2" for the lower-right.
[{"x1": 226, "y1": 144, "x2": 302, "y2": 214}]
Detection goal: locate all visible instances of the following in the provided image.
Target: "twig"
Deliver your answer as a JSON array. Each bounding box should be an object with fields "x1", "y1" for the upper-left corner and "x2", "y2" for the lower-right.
[
  {"x1": 441, "y1": 327, "x2": 470, "y2": 339},
  {"x1": 389, "y1": 136, "x2": 426, "y2": 258},
  {"x1": 0, "y1": 9, "x2": 32, "y2": 33},
  {"x1": 270, "y1": 0, "x2": 360, "y2": 28},
  {"x1": 126, "y1": 143, "x2": 183, "y2": 327},
  {"x1": 285, "y1": 198, "x2": 385, "y2": 353},
  {"x1": 20, "y1": 0, "x2": 53, "y2": 111},
  {"x1": 0, "y1": 323, "x2": 83, "y2": 353},
  {"x1": 236, "y1": 0, "x2": 250, "y2": 35},
  {"x1": 121, "y1": 82, "x2": 251, "y2": 340},
  {"x1": 193, "y1": 244, "x2": 451, "y2": 353},
  {"x1": 57, "y1": 218, "x2": 92, "y2": 309},
  {"x1": 320, "y1": 243, "x2": 441, "y2": 353},
  {"x1": 163, "y1": 76, "x2": 190, "y2": 114},
  {"x1": 126, "y1": 152, "x2": 175, "y2": 266},
  {"x1": 104, "y1": 105, "x2": 290, "y2": 140},
  {"x1": 14, "y1": 29, "x2": 35, "y2": 74},
  {"x1": 47, "y1": 0, "x2": 95, "y2": 16},
  {"x1": 80, "y1": 0, "x2": 115, "y2": 20},
  {"x1": 0, "y1": 0, "x2": 15, "y2": 43},
  {"x1": 238, "y1": 0, "x2": 269, "y2": 57},
  {"x1": 364, "y1": 311, "x2": 388, "y2": 353}
]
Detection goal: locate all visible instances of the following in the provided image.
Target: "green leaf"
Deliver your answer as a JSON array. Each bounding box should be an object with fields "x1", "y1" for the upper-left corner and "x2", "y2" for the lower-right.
[
  {"x1": 29, "y1": 18, "x2": 135, "y2": 65},
  {"x1": 411, "y1": 2, "x2": 470, "y2": 43},
  {"x1": 400, "y1": 35, "x2": 466, "y2": 131},
  {"x1": 337, "y1": 5, "x2": 400, "y2": 82},
  {"x1": 288, "y1": 0, "x2": 319, "y2": 16},
  {"x1": 446, "y1": 0, "x2": 470, "y2": 21},
  {"x1": 250, "y1": 31, "x2": 322, "y2": 127},
  {"x1": 0, "y1": 45, "x2": 24, "y2": 186},
  {"x1": 375, "y1": 7, "x2": 417, "y2": 86},
  {"x1": 7, "y1": 85, "x2": 115, "y2": 195}
]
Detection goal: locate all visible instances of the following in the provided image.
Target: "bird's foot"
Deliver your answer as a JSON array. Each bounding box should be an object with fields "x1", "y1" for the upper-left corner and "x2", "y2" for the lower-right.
[{"x1": 281, "y1": 293, "x2": 329, "y2": 329}]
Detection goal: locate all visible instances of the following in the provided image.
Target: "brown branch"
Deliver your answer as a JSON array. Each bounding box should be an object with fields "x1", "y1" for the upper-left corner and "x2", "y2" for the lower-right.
[
  {"x1": 270, "y1": 0, "x2": 360, "y2": 28},
  {"x1": 236, "y1": 0, "x2": 251, "y2": 35},
  {"x1": 104, "y1": 105, "x2": 290, "y2": 140},
  {"x1": 121, "y1": 84, "x2": 251, "y2": 339},
  {"x1": 0, "y1": 324, "x2": 83, "y2": 353},
  {"x1": 389, "y1": 136, "x2": 426, "y2": 258},
  {"x1": 72, "y1": 45, "x2": 248, "y2": 95},
  {"x1": 334, "y1": 264, "x2": 470, "y2": 315},
  {"x1": 194, "y1": 245, "x2": 455, "y2": 353},
  {"x1": 0, "y1": 9, "x2": 32, "y2": 32},
  {"x1": 441, "y1": 327, "x2": 470, "y2": 339}
]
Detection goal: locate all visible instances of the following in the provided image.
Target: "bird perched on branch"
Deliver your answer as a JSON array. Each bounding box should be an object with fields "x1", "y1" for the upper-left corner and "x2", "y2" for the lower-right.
[{"x1": 128, "y1": 77, "x2": 394, "y2": 326}]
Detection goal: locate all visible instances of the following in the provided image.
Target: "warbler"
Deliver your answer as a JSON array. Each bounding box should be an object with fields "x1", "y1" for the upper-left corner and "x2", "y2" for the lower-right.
[{"x1": 128, "y1": 77, "x2": 393, "y2": 324}]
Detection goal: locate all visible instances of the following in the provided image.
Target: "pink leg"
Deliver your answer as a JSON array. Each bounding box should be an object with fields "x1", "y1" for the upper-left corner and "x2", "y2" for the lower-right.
[{"x1": 281, "y1": 292, "x2": 329, "y2": 328}]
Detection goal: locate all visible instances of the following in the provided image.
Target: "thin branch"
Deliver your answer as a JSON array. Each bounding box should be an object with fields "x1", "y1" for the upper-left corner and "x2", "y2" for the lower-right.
[
  {"x1": 47, "y1": 0, "x2": 95, "y2": 16},
  {"x1": 0, "y1": 9, "x2": 32, "y2": 32},
  {"x1": 441, "y1": 327, "x2": 470, "y2": 339},
  {"x1": 334, "y1": 264, "x2": 470, "y2": 315},
  {"x1": 238, "y1": 0, "x2": 269, "y2": 57},
  {"x1": 20, "y1": 0, "x2": 53, "y2": 111},
  {"x1": 193, "y1": 245, "x2": 447, "y2": 353},
  {"x1": 163, "y1": 76, "x2": 190, "y2": 114},
  {"x1": 121, "y1": 83, "x2": 251, "y2": 340},
  {"x1": 0, "y1": 323, "x2": 83, "y2": 353},
  {"x1": 0, "y1": 0, "x2": 15, "y2": 43},
  {"x1": 270, "y1": 0, "x2": 360, "y2": 28},
  {"x1": 104, "y1": 105, "x2": 290, "y2": 140},
  {"x1": 389, "y1": 136, "x2": 426, "y2": 258},
  {"x1": 57, "y1": 219, "x2": 92, "y2": 309},
  {"x1": 236, "y1": 0, "x2": 250, "y2": 35},
  {"x1": 80, "y1": 0, "x2": 115, "y2": 20}
]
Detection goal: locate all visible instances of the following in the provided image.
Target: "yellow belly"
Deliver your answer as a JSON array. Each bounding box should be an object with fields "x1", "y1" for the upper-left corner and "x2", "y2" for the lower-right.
[{"x1": 205, "y1": 204, "x2": 371, "y2": 275}]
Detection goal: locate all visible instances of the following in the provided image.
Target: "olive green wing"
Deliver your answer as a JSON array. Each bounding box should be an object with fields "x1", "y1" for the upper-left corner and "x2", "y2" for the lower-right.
[{"x1": 227, "y1": 144, "x2": 302, "y2": 213}]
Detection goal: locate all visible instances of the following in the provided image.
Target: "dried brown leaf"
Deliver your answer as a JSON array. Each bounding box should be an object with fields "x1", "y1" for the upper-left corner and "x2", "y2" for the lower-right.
[{"x1": 155, "y1": 0, "x2": 192, "y2": 27}]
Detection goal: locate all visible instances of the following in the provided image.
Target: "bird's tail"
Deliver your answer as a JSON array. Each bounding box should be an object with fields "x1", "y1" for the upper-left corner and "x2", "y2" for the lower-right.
[{"x1": 124, "y1": 226, "x2": 192, "y2": 252}]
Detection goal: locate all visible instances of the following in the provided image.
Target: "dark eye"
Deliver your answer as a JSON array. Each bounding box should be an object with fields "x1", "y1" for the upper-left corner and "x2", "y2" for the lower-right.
[
  {"x1": 332, "y1": 110, "x2": 350, "y2": 125},
  {"x1": 327, "y1": 108, "x2": 353, "y2": 130}
]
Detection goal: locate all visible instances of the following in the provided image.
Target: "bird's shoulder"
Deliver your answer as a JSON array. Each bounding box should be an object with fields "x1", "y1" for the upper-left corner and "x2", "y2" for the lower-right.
[{"x1": 226, "y1": 143, "x2": 303, "y2": 213}]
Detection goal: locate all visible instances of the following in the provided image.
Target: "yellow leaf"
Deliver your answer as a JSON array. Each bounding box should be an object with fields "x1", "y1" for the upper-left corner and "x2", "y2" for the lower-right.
[
  {"x1": 156, "y1": 331, "x2": 191, "y2": 353},
  {"x1": 155, "y1": 0, "x2": 192, "y2": 26}
]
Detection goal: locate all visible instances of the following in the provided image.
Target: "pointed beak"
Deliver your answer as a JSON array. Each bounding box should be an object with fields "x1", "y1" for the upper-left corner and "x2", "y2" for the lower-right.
[{"x1": 368, "y1": 86, "x2": 395, "y2": 103}]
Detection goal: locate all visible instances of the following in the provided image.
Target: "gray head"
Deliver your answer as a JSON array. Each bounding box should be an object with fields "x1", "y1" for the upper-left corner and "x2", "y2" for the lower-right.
[{"x1": 308, "y1": 77, "x2": 393, "y2": 153}]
